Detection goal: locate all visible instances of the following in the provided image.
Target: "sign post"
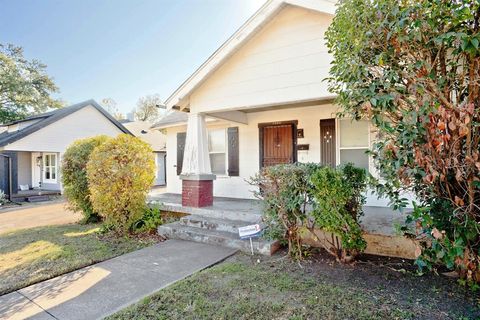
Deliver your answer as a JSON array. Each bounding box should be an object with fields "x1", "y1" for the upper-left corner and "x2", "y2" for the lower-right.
[{"x1": 238, "y1": 224, "x2": 262, "y2": 255}]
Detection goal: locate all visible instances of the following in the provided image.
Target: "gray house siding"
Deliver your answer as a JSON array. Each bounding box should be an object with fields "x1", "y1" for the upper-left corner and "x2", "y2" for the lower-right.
[{"x1": 0, "y1": 151, "x2": 18, "y2": 196}]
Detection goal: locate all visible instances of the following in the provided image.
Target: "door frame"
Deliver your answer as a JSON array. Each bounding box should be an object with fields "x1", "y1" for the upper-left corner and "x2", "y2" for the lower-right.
[{"x1": 258, "y1": 120, "x2": 298, "y2": 170}]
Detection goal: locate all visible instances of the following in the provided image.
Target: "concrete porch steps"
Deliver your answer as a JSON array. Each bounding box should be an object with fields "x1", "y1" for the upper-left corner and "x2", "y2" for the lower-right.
[
  {"x1": 179, "y1": 214, "x2": 254, "y2": 234},
  {"x1": 158, "y1": 215, "x2": 279, "y2": 256}
]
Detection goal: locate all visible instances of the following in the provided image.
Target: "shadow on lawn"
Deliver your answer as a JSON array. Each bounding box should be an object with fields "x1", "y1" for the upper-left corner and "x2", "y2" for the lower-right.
[{"x1": 0, "y1": 223, "x2": 144, "y2": 296}]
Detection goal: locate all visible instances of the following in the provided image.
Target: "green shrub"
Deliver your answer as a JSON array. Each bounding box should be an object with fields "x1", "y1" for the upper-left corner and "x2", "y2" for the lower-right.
[
  {"x1": 0, "y1": 189, "x2": 7, "y2": 205},
  {"x1": 132, "y1": 206, "x2": 163, "y2": 234},
  {"x1": 86, "y1": 134, "x2": 155, "y2": 233},
  {"x1": 61, "y1": 135, "x2": 110, "y2": 223},
  {"x1": 310, "y1": 163, "x2": 368, "y2": 262},
  {"x1": 249, "y1": 163, "x2": 322, "y2": 259}
]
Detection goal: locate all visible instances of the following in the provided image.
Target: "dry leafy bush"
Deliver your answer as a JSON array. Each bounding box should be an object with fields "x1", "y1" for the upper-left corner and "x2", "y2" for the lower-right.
[
  {"x1": 87, "y1": 134, "x2": 155, "y2": 233},
  {"x1": 326, "y1": 0, "x2": 480, "y2": 284},
  {"x1": 61, "y1": 135, "x2": 111, "y2": 223}
]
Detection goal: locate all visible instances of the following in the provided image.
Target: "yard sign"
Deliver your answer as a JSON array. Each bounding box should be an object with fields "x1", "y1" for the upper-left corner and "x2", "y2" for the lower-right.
[{"x1": 238, "y1": 224, "x2": 262, "y2": 255}]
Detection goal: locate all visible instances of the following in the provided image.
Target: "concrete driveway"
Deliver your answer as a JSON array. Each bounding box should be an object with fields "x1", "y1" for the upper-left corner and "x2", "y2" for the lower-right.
[{"x1": 0, "y1": 202, "x2": 81, "y2": 235}]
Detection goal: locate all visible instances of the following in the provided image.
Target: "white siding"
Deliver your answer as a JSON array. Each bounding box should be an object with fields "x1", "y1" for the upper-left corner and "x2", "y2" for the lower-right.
[
  {"x1": 4, "y1": 105, "x2": 125, "y2": 192},
  {"x1": 190, "y1": 6, "x2": 333, "y2": 113},
  {"x1": 167, "y1": 104, "x2": 338, "y2": 199},
  {"x1": 4, "y1": 105, "x2": 123, "y2": 152},
  {"x1": 166, "y1": 104, "x2": 410, "y2": 206}
]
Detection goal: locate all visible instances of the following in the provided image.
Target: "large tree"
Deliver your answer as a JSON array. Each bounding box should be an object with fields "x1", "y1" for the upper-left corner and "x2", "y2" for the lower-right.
[
  {"x1": 134, "y1": 94, "x2": 164, "y2": 122},
  {"x1": 326, "y1": 0, "x2": 480, "y2": 283},
  {"x1": 0, "y1": 44, "x2": 62, "y2": 123}
]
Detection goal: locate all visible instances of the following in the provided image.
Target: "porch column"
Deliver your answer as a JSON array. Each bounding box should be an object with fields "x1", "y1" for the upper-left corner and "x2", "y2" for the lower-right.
[{"x1": 180, "y1": 113, "x2": 215, "y2": 207}]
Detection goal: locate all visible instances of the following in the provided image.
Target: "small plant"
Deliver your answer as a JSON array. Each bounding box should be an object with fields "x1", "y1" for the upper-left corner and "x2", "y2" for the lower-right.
[
  {"x1": 249, "y1": 163, "x2": 321, "y2": 260},
  {"x1": 132, "y1": 206, "x2": 164, "y2": 234},
  {"x1": 87, "y1": 134, "x2": 155, "y2": 234},
  {"x1": 0, "y1": 189, "x2": 7, "y2": 206},
  {"x1": 310, "y1": 164, "x2": 368, "y2": 262},
  {"x1": 61, "y1": 135, "x2": 111, "y2": 223}
]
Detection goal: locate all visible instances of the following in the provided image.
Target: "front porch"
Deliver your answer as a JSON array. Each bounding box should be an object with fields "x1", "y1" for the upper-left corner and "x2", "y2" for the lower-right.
[
  {"x1": 11, "y1": 189, "x2": 61, "y2": 202},
  {"x1": 0, "y1": 151, "x2": 61, "y2": 199},
  {"x1": 151, "y1": 193, "x2": 417, "y2": 259}
]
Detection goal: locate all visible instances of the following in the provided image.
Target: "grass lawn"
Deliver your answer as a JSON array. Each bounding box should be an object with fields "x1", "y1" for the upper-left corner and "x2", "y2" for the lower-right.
[
  {"x1": 108, "y1": 251, "x2": 480, "y2": 320},
  {"x1": 0, "y1": 223, "x2": 158, "y2": 295}
]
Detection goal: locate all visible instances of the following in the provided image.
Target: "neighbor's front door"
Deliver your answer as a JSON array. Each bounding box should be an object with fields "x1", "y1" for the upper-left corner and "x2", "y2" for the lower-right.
[
  {"x1": 260, "y1": 122, "x2": 296, "y2": 168},
  {"x1": 31, "y1": 152, "x2": 42, "y2": 188}
]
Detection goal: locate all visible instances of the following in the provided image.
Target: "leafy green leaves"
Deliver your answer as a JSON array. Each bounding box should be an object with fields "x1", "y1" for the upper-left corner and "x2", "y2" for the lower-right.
[
  {"x1": 0, "y1": 44, "x2": 63, "y2": 124},
  {"x1": 327, "y1": 0, "x2": 480, "y2": 284}
]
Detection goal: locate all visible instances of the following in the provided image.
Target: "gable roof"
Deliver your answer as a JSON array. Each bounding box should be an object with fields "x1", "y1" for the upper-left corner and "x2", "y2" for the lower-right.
[
  {"x1": 151, "y1": 110, "x2": 189, "y2": 129},
  {"x1": 123, "y1": 120, "x2": 166, "y2": 151},
  {"x1": 165, "y1": 0, "x2": 336, "y2": 110},
  {"x1": 0, "y1": 99, "x2": 131, "y2": 147}
]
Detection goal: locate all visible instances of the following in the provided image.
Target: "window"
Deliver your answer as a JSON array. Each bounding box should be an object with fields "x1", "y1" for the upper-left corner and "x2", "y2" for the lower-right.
[
  {"x1": 208, "y1": 129, "x2": 227, "y2": 175},
  {"x1": 339, "y1": 119, "x2": 370, "y2": 171},
  {"x1": 43, "y1": 153, "x2": 57, "y2": 183}
]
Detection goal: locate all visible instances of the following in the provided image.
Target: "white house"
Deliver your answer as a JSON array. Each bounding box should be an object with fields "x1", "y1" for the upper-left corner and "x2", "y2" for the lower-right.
[
  {"x1": 122, "y1": 120, "x2": 167, "y2": 186},
  {"x1": 152, "y1": 0, "x2": 391, "y2": 207},
  {"x1": 0, "y1": 100, "x2": 131, "y2": 200}
]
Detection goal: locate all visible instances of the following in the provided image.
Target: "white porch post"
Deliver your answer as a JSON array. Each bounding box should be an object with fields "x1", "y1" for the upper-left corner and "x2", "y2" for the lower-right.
[
  {"x1": 181, "y1": 113, "x2": 212, "y2": 175},
  {"x1": 180, "y1": 113, "x2": 215, "y2": 207}
]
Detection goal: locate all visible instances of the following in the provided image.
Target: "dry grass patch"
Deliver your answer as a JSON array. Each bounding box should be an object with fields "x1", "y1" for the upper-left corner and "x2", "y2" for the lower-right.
[{"x1": 0, "y1": 223, "x2": 157, "y2": 295}]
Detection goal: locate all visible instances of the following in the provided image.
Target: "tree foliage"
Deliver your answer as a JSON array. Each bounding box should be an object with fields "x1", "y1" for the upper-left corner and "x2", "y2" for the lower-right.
[
  {"x1": 101, "y1": 98, "x2": 124, "y2": 120},
  {"x1": 0, "y1": 44, "x2": 63, "y2": 123},
  {"x1": 310, "y1": 164, "x2": 368, "y2": 262},
  {"x1": 62, "y1": 135, "x2": 111, "y2": 223},
  {"x1": 86, "y1": 134, "x2": 155, "y2": 233},
  {"x1": 134, "y1": 94, "x2": 163, "y2": 122},
  {"x1": 326, "y1": 0, "x2": 480, "y2": 281}
]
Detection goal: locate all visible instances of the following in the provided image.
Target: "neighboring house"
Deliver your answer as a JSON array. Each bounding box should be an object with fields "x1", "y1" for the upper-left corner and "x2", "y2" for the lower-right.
[
  {"x1": 122, "y1": 120, "x2": 167, "y2": 186},
  {"x1": 0, "y1": 100, "x2": 130, "y2": 200},
  {"x1": 152, "y1": 0, "x2": 401, "y2": 208}
]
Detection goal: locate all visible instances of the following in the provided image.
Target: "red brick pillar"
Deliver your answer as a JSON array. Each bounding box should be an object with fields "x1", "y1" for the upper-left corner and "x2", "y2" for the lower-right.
[{"x1": 180, "y1": 174, "x2": 215, "y2": 207}]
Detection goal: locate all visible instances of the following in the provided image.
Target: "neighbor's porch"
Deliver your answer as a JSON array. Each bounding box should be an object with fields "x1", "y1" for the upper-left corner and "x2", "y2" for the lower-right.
[
  {"x1": 0, "y1": 151, "x2": 61, "y2": 199},
  {"x1": 150, "y1": 193, "x2": 417, "y2": 259}
]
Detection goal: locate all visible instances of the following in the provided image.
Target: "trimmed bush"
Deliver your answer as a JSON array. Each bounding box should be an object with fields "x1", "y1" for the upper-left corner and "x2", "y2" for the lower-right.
[
  {"x1": 62, "y1": 135, "x2": 110, "y2": 222},
  {"x1": 250, "y1": 162, "x2": 368, "y2": 262},
  {"x1": 86, "y1": 134, "x2": 155, "y2": 233},
  {"x1": 310, "y1": 164, "x2": 368, "y2": 262},
  {"x1": 249, "y1": 163, "x2": 322, "y2": 259}
]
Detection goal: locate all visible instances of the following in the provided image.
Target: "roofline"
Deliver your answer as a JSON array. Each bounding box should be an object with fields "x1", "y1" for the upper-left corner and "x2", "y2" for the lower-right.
[
  {"x1": 87, "y1": 100, "x2": 133, "y2": 135},
  {"x1": 164, "y1": 0, "x2": 336, "y2": 110},
  {"x1": 2, "y1": 114, "x2": 50, "y2": 127},
  {"x1": 0, "y1": 99, "x2": 132, "y2": 148}
]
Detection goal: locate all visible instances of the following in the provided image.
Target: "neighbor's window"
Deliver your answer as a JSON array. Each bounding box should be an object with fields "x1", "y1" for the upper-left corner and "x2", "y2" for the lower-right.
[
  {"x1": 208, "y1": 129, "x2": 227, "y2": 175},
  {"x1": 43, "y1": 153, "x2": 57, "y2": 183},
  {"x1": 339, "y1": 119, "x2": 369, "y2": 171}
]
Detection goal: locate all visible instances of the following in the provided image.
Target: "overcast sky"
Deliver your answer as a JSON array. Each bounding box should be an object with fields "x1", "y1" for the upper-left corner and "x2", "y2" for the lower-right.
[{"x1": 0, "y1": 0, "x2": 266, "y2": 113}]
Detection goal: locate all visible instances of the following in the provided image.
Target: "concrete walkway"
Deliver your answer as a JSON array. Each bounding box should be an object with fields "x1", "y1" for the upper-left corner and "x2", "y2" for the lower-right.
[
  {"x1": 0, "y1": 240, "x2": 236, "y2": 320},
  {"x1": 0, "y1": 202, "x2": 81, "y2": 235}
]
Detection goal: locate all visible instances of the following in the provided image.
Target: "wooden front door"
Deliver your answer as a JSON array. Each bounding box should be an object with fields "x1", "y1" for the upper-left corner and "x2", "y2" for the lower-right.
[
  {"x1": 260, "y1": 122, "x2": 297, "y2": 168},
  {"x1": 320, "y1": 119, "x2": 336, "y2": 168}
]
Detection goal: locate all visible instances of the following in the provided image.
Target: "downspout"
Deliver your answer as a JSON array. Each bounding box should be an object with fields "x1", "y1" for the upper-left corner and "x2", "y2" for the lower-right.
[{"x1": 0, "y1": 153, "x2": 13, "y2": 201}]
